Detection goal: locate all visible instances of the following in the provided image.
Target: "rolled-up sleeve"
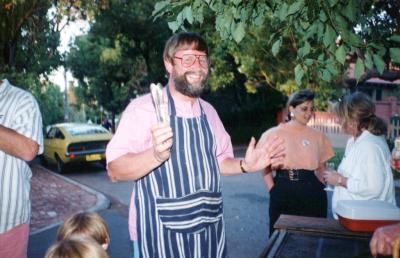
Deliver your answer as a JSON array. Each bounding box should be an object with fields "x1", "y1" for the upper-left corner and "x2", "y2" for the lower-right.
[
  {"x1": 201, "y1": 100, "x2": 233, "y2": 162},
  {"x1": 319, "y1": 133, "x2": 335, "y2": 164}
]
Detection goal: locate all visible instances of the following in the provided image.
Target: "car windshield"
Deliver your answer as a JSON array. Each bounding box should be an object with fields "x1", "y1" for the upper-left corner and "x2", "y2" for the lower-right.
[{"x1": 64, "y1": 125, "x2": 109, "y2": 136}]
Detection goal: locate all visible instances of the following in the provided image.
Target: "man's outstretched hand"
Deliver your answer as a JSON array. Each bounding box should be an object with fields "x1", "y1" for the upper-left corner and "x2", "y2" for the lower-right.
[{"x1": 242, "y1": 136, "x2": 285, "y2": 172}]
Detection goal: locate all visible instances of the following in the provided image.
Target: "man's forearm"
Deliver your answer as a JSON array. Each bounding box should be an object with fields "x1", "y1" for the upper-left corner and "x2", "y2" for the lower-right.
[
  {"x1": 219, "y1": 158, "x2": 243, "y2": 176},
  {"x1": 0, "y1": 125, "x2": 39, "y2": 161},
  {"x1": 107, "y1": 148, "x2": 164, "y2": 181}
]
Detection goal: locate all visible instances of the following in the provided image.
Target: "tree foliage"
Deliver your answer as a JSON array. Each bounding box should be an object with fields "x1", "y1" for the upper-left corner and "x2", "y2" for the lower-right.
[
  {"x1": 1, "y1": 0, "x2": 59, "y2": 74},
  {"x1": 153, "y1": 0, "x2": 400, "y2": 85},
  {"x1": 0, "y1": 0, "x2": 106, "y2": 127},
  {"x1": 66, "y1": 0, "x2": 172, "y2": 125},
  {"x1": 0, "y1": 0, "x2": 104, "y2": 73}
]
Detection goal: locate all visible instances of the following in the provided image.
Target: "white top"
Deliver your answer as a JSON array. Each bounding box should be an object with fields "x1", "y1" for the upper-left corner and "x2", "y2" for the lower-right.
[
  {"x1": 0, "y1": 79, "x2": 43, "y2": 233},
  {"x1": 332, "y1": 130, "x2": 396, "y2": 219}
]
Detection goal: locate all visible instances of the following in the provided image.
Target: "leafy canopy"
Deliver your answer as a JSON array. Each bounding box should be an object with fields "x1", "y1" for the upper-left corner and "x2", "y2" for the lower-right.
[
  {"x1": 66, "y1": 0, "x2": 172, "y2": 120},
  {"x1": 153, "y1": 0, "x2": 400, "y2": 84}
]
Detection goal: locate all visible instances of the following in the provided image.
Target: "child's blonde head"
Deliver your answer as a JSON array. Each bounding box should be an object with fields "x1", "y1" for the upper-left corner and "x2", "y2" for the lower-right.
[
  {"x1": 57, "y1": 212, "x2": 110, "y2": 247},
  {"x1": 45, "y1": 237, "x2": 109, "y2": 258}
]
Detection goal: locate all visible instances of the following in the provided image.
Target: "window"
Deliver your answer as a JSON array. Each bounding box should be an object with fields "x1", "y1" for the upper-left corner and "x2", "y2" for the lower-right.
[
  {"x1": 47, "y1": 128, "x2": 57, "y2": 139},
  {"x1": 55, "y1": 129, "x2": 65, "y2": 139}
]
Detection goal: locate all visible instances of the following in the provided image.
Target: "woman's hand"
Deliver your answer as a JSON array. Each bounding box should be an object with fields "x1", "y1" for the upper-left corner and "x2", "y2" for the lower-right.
[
  {"x1": 151, "y1": 122, "x2": 173, "y2": 163},
  {"x1": 314, "y1": 170, "x2": 326, "y2": 184},
  {"x1": 322, "y1": 169, "x2": 340, "y2": 186}
]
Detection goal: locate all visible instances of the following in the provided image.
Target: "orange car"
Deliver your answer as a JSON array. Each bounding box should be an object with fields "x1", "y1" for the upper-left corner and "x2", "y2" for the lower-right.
[{"x1": 42, "y1": 123, "x2": 112, "y2": 173}]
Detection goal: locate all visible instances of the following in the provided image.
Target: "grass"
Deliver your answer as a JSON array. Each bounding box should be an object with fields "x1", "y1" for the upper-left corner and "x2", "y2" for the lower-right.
[{"x1": 328, "y1": 148, "x2": 345, "y2": 169}]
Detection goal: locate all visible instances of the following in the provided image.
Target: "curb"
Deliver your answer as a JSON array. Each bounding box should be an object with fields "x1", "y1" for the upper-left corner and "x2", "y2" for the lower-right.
[{"x1": 30, "y1": 165, "x2": 110, "y2": 235}]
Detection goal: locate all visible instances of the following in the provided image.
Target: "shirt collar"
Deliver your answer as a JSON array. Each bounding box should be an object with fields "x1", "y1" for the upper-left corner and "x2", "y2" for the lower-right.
[{"x1": 350, "y1": 130, "x2": 371, "y2": 146}]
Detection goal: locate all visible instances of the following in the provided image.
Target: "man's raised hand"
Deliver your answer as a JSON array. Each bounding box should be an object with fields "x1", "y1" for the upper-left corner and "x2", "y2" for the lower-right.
[{"x1": 151, "y1": 122, "x2": 173, "y2": 163}]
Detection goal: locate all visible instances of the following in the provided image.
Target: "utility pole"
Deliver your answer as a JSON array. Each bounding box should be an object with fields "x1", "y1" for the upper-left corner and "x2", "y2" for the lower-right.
[{"x1": 63, "y1": 68, "x2": 69, "y2": 122}]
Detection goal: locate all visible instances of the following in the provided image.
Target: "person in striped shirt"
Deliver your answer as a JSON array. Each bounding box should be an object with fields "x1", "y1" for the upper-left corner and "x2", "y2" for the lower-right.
[{"x1": 0, "y1": 79, "x2": 43, "y2": 258}]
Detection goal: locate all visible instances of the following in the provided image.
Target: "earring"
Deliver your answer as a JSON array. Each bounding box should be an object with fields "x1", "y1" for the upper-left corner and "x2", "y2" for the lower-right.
[{"x1": 290, "y1": 112, "x2": 294, "y2": 118}]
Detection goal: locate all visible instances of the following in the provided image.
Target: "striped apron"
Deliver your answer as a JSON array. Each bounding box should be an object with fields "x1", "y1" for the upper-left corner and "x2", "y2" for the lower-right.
[{"x1": 135, "y1": 88, "x2": 227, "y2": 258}]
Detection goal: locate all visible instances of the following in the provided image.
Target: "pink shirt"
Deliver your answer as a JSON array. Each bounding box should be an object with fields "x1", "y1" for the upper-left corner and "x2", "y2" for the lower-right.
[
  {"x1": 259, "y1": 122, "x2": 334, "y2": 170},
  {"x1": 106, "y1": 87, "x2": 233, "y2": 240}
]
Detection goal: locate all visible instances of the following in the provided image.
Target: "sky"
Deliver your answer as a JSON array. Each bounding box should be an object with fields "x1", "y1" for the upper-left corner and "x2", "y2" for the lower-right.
[{"x1": 48, "y1": 19, "x2": 89, "y2": 91}]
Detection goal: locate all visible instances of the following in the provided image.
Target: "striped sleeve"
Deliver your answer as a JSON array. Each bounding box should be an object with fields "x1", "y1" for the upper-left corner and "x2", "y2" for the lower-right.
[{"x1": 12, "y1": 92, "x2": 44, "y2": 154}]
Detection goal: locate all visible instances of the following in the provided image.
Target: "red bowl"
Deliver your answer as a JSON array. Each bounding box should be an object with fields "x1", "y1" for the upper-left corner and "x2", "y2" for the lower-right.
[{"x1": 338, "y1": 215, "x2": 400, "y2": 232}]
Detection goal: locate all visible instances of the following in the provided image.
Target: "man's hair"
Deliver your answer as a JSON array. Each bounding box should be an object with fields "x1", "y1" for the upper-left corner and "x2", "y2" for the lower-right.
[
  {"x1": 45, "y1": 236, "x2": 109, "y2": 258},
  {"x1": 56, "y1": 211, "x2": 110, "y2": 246},
  {"x1": 163, "y1": 31, "x2": 208, "y2": 64}
]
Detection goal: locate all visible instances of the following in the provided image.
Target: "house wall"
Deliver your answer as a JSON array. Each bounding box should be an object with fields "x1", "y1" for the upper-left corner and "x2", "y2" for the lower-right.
[{"x1": 375, "y1": 96, "x2": 400, "y2": 123}]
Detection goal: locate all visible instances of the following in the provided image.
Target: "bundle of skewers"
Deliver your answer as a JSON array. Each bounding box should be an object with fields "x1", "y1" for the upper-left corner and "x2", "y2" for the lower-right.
[{"x1": 150, "y1": 83, "x2": 169, "y2": 123}]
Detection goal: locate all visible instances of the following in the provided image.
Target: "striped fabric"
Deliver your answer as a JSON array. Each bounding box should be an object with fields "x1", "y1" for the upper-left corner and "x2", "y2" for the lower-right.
[
  {"x1": 0, "y1": 79, "x2": 43, "y2": 233},
  {"x1": 136, "y1": 87, "x2": 226, "y2": 258}
]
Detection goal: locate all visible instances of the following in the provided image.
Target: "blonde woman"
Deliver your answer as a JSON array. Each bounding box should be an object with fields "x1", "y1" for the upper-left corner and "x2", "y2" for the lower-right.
[
  {"x1": 323, "y1": 92, "x2": 396, "y2": 218},
  {"x1": 258, "y1": 89, "x2": 334, "y2": 235}
]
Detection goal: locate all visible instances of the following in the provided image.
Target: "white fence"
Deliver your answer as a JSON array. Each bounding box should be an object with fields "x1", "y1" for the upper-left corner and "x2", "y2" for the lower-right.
[
  {"x1": 309, "y1": 112, "x2": 400, "y2": 143},
  {"x1": 308, "y1": 112, "x2": 341, "y2": 134}
]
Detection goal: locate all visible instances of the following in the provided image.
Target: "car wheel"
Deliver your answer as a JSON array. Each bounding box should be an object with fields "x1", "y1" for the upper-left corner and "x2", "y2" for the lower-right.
[
  {"x1": 55, "y1": 155, "x2": 65, "y2": 174},
  {"x1": 40, "y1": 155, "x2": 48, "y2": 166},
  {"x1": 100, "y1": 159, "x2": 107, "y2": 169}
]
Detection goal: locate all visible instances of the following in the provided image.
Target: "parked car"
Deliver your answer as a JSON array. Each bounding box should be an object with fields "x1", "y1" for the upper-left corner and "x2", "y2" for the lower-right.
[{"x1": 42, "y1": 123, "x2": 112, "y2": 173}]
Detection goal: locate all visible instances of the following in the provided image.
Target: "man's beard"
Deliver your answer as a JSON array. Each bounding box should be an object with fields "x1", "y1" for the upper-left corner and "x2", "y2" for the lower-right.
[{"x1": 173, "y1": 71, "x2": 207, "y2": 98}]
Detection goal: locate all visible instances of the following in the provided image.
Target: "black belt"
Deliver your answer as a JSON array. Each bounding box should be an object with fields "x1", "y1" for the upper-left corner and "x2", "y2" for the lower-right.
[{"x1": 275, "y1": 169, "x2": 315, "y2": 181}]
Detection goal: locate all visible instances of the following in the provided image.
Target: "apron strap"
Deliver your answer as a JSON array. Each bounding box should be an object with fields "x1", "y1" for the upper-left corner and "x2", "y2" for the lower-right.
[{"x1": 166, "y1": 85, "x2": 176, "y2": 116}]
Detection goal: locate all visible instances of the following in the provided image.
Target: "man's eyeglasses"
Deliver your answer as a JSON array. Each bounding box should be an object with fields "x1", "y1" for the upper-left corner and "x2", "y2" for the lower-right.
[{"x1": 173, "y1": 54, "x2": 209, "y2": 68}]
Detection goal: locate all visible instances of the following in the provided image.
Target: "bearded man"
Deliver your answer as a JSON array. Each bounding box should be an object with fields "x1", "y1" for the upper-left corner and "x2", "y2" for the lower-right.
[{"x1": 106, "y1": 32, "x2": 285, "y2": 258}]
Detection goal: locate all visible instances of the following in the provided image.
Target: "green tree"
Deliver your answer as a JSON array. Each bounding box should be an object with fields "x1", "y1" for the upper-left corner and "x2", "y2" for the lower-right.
[
  {"x1": 0, "y1": 0, "x2": 104, "y2": 73},
  {"x1": 67, "y1": 0, "x2": 172, "y2": 128},
  {"x1": 0, "y1": 0, "x2": 106, "y2": 127},
  {"x1": 153, "y1": 0, "x2": 400, "y2": 85}
]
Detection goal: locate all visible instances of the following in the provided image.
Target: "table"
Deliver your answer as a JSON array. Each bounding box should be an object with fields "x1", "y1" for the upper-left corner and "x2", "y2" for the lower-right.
[{"x1": 259, "y1": 215, "x2": 386, "y2": 258}]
